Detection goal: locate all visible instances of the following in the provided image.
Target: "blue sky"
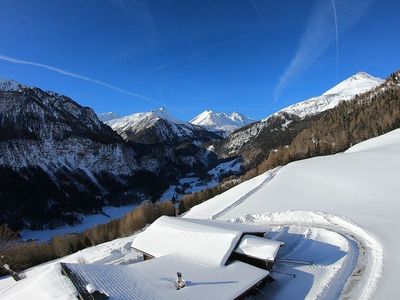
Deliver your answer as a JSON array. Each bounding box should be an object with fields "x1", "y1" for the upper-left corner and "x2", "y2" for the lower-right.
[{"x1": 0, "y1": 0, "x2": 399, "y2": 121}]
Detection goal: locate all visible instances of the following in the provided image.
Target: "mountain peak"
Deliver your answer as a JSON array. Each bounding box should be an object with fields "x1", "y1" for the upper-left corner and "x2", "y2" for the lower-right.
[
  {"x1": 191, "y1": 110, "x2": 253, "y2": 137},
  {"x1": 0, "y1": 78, "x2": 26, "y2": 91},
  {"x1": 151, "y1": 107, "x2": 184, "y2": 124},
  {"x1": 270, "y1": 72, "x2": 383, "y2": 120},
  {"x1": 323, "y1": 72, "x2": 383, "y2": 96},
  {"x1": 354, "y1": 71, "x2": 371, "y2": 77}
]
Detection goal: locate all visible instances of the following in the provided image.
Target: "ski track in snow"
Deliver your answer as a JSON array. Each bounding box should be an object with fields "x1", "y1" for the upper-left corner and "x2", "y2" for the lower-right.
[{"x1": 210, "y1": 167, "x2": 281, "y2": 219}]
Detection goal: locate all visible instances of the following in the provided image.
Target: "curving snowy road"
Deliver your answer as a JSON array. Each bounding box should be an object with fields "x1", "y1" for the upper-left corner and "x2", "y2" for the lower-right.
[{"x1": 234, "y1": 212, "x2": 383, "y2": 300}]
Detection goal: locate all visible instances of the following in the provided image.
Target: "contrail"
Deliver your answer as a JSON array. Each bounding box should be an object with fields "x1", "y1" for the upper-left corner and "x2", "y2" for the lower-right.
[
  {"x1": 145, "y1": 34, "x2": 246, "y2": 74},
  {"x1": 0, "y1": 53, "x2": 163, "y2": 106},
  {"x1": 331, "y1": 0, "x2": 339, "y2": 82},
  {"x1": 273, "y1": 0, "x2": 374, "y2": 102}
]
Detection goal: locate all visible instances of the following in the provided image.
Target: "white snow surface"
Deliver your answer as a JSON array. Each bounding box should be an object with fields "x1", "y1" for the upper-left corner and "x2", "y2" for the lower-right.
[
  {"x1": 190, "y1": 110, "x2": 254, "y2": 136},
  {"x1": 0, "y1": 235, "x2": 143, "y2": 300},
  {"x1": 131, "y1": 216, "x2": 268, "y2": 266},
  {"x1": 186, "y1": 128, "x2": 400, "y2": 299},
  {"x1": 270, "y1": 72, "x2": 383, "y2": 119},
  {"x1": 20, "y1": 204, "x2": 137, "y2": 241}
]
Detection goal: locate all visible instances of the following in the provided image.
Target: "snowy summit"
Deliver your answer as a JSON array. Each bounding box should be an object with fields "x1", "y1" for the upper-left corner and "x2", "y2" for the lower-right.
[
  {"x1": 269, "y1": 72, "x2": 383, "y2": 120},
  {"x1": 0, "y1": 78, "x2": 25, "y2": 91},
  {"x1": 190, "y1": 110, "x2": 254, "y2": 137},
  {"x1": 106, "y1": 107, "x2": 185, "y2": 131},
  {"x1": 105, "y1": 107, "x2": 218, "y2": 144}
]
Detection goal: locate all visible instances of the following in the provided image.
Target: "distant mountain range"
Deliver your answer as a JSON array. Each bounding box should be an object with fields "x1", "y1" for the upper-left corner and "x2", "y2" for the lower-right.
[
  {"x1": 0, "y1": 71, "x2": 388, "y2": 230},
  {"x1": 98, "y1": 109, "x2": 254, "y2": 137},
  {"x1": 190, "y1": 111, "x2": 254, "y2": 137},
  {"x1": 106, "y1": 107, "x2": 219, "y2": 145}
]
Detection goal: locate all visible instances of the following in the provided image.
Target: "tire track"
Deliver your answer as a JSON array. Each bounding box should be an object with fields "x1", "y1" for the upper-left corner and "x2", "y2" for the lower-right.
[{"x1": 210, "y1": 167, "x2": 281, "y2": 219}]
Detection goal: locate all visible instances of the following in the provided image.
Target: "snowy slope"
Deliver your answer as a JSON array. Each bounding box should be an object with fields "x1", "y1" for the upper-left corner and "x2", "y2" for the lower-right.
[
  {"x1": 271, "y1": 72, "x2": 383, "y2": 119},
  {"x1": 190, "y1": 110, "x2": 254, "y2": 137},
  {"x1": 186, "y1": 128, "x2": 400, "y2": 299}
]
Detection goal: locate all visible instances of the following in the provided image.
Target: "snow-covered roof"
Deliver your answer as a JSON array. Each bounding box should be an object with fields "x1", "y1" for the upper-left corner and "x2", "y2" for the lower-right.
[
  {"x1": 234, "y1": 234, "x2": 283, "y2": 261},
  {"x1": 63, "y1": 255, "x2": 268, "y2": 300},
  {"x1": 131, "y1": 216, "x2": 269, "y2": 266}
]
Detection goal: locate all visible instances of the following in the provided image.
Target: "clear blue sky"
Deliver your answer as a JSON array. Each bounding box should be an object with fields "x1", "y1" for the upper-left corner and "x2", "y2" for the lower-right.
[{"x1": 0, "y1": 0, "x2": 399, "y2": 121}]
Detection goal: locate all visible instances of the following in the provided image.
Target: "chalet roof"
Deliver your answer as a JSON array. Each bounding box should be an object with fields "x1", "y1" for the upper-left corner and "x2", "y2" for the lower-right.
[
  {"x1": 62, "y1": 255, "x2": 269, "y2": 300},
  {"x1": 234, "y1": 234, "x2": 283, "y2": 261},
  {"x1": 131, "y1": 216, "x2": 269, "y2": 266}
]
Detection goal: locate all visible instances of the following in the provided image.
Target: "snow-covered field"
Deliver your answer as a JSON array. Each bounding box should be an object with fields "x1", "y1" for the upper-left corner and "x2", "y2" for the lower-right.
[
  {"x1": 20, "y1": 204, "x2": 137, "y2": 241},
  {"x1": 1, "y1": 128, "x2": 399, "y2": 299},
  {"x1": 186, "y1": 128, "x2": 400, "y2": 299},
  {"x1": 160, "y1": 158, "x2": 242, "y2": 201}
]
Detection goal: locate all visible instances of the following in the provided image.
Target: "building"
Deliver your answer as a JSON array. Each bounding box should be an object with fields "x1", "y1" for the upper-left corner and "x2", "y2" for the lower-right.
[{"x1": 61, "y1": 216, "x2": 283, "y2": 300}]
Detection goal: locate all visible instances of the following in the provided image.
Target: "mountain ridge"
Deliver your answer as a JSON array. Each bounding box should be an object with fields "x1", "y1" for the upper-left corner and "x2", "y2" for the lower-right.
[
  {"x1": 212, "y1": 72, "x2": 384, "y2": 166},
  {"x1": 190, "y1": 110, "x2": 254, "y2": 137},
  {"x1": 269, "y1": 72, "x2": 383, "y2": 120}
]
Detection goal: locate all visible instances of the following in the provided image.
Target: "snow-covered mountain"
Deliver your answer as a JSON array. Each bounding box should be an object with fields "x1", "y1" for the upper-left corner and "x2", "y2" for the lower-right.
[
  {"x1": 0, "y1": 79, "x2": 166, "y2": 229},
  {"x1": 271, "y1": 72, "x2": 383, "y2": 119},
  {"x1": 0, "y1": 78, "x2": 25, "y2": 91},
  {"x1": 98, "y1": 111, "x2": 120, "y2": 122},
  {"x1": 214, "y1": 72, "x2": 384, "y2": 161},
  {"x1": 106, "y1": 107, "x2": 220, "y2": 145},
  {"x1": 190, "y1": 110, "x2": 254, "y2": 137}
]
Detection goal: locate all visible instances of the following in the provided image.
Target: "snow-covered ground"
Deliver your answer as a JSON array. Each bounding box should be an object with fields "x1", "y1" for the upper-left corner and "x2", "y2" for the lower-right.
[
  {"x1": 1, "y1": 129, "x2": 399, "y2": 299},
  {"x1": 186, "y1": 128, "x2": 400, "y2": 299},
  {"x1": 20, "y1": 204, "x2": 136, "y2": 241},
  {"x1": 0, "y1": 234, "x2": 142, "y2": 299},
  {"x1": 160, "y1": 158, "x2": 242, "y2": 201}
]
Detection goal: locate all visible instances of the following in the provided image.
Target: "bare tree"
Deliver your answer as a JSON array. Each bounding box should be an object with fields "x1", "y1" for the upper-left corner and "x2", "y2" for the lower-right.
[{"x1": 0, "y1": 225, "x2": 18, "y2": 251}]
